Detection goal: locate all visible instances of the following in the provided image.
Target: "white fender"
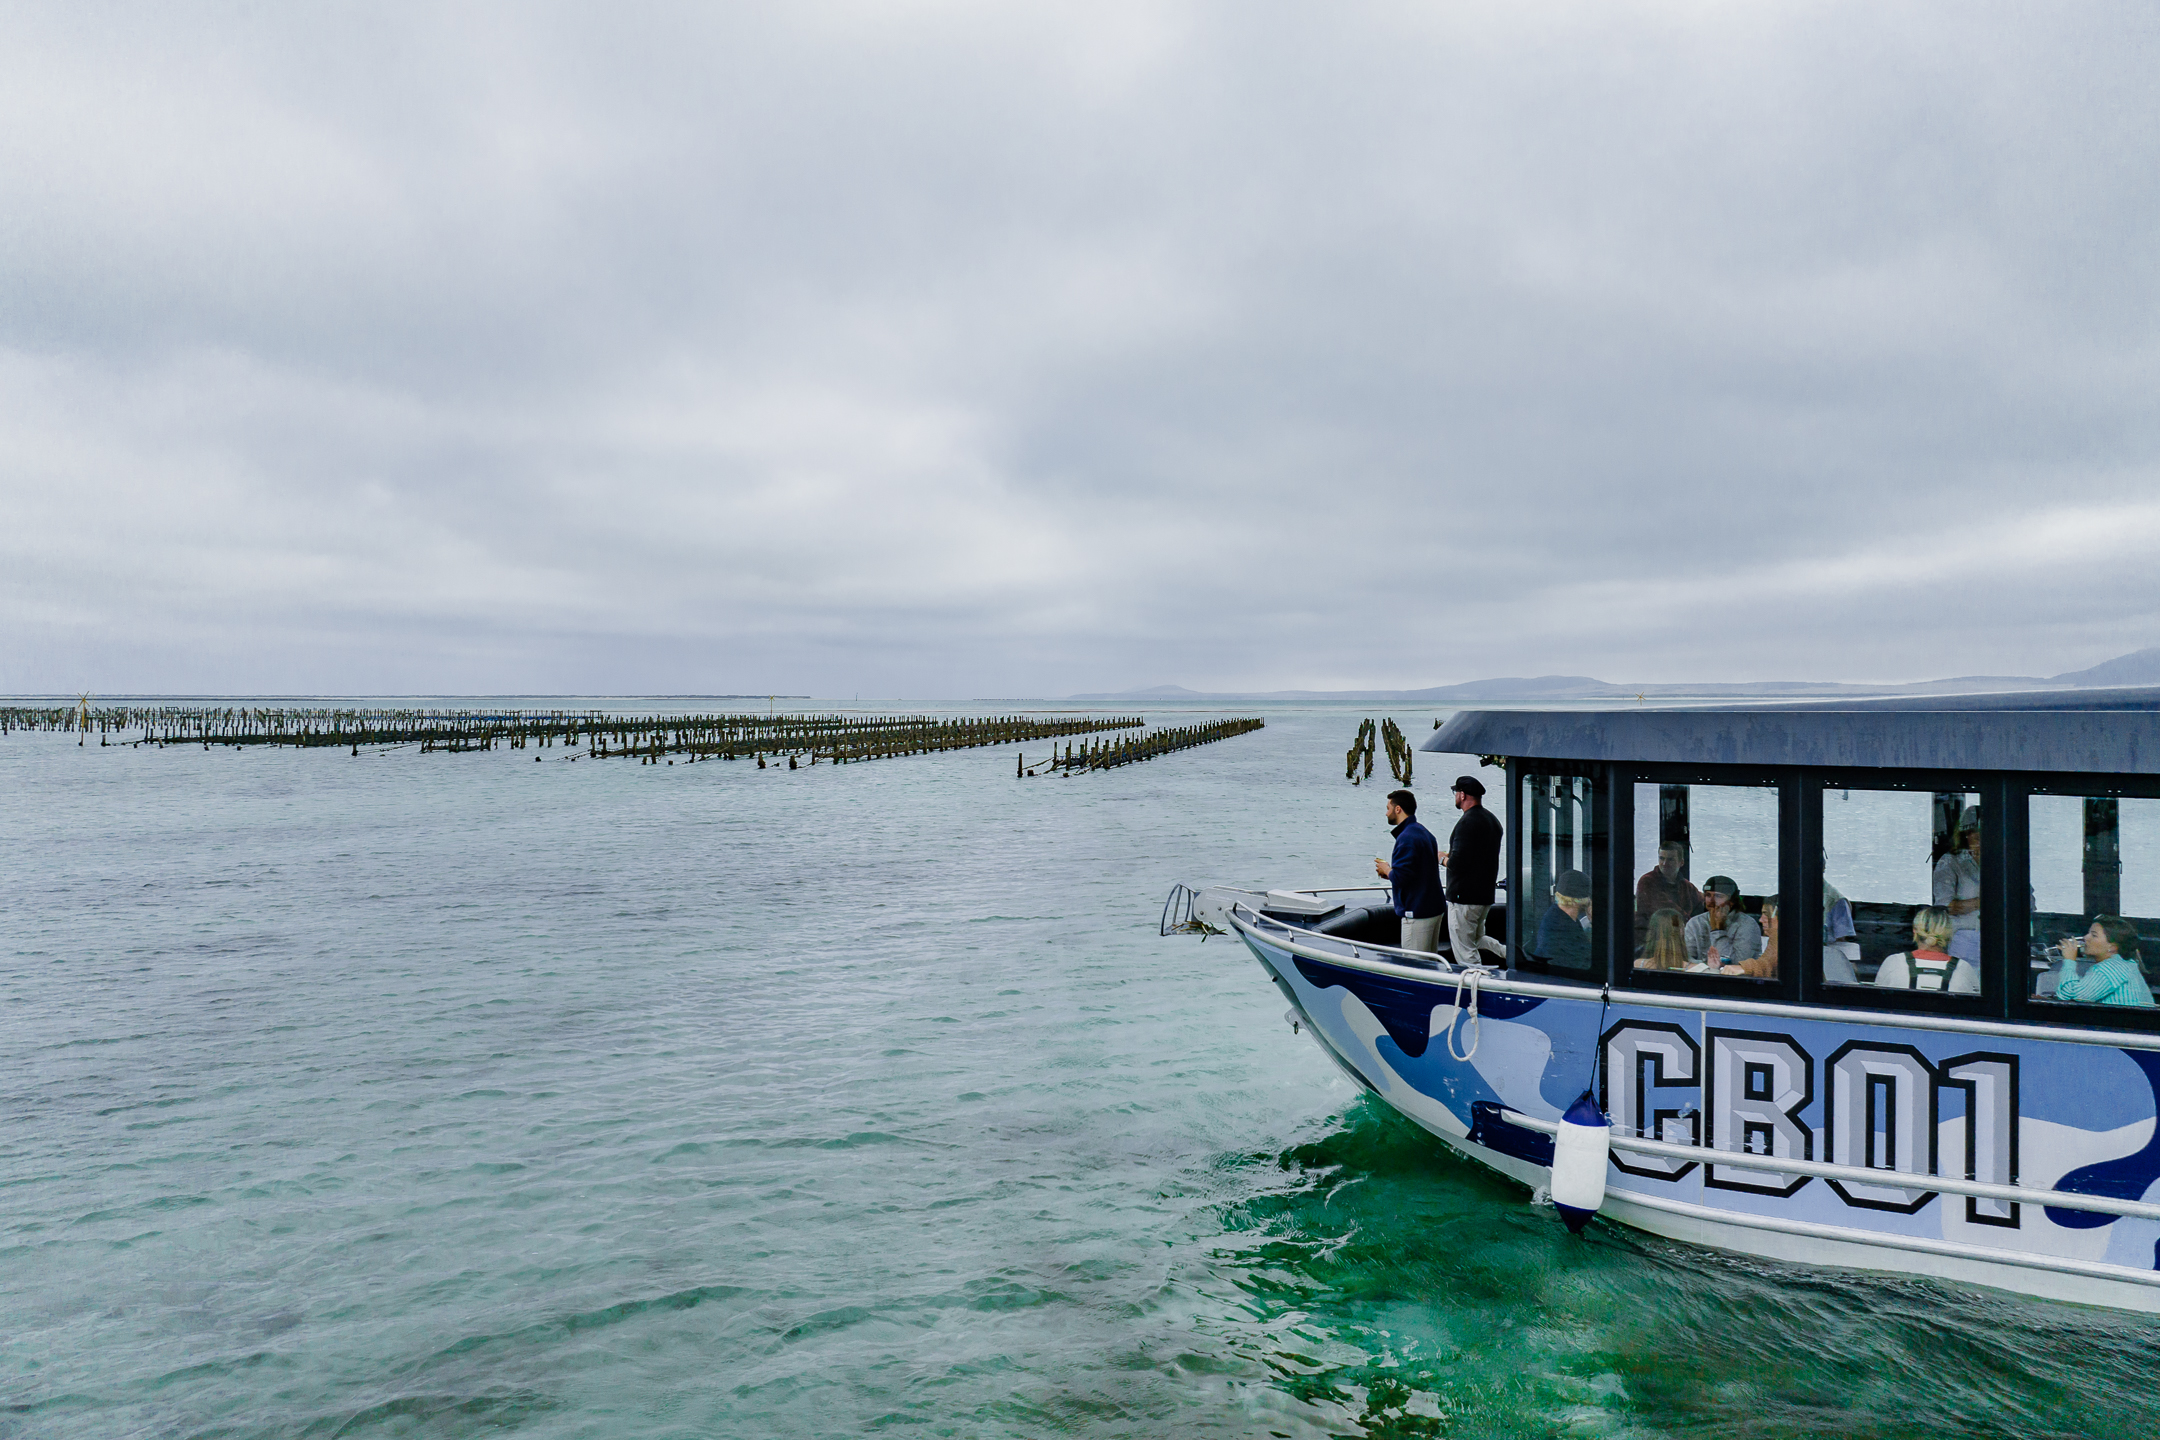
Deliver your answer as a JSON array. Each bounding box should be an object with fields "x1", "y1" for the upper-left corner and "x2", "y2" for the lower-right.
[{"x1": 1550, "y1": 1090, "x2": 1610, "y2": 1234}]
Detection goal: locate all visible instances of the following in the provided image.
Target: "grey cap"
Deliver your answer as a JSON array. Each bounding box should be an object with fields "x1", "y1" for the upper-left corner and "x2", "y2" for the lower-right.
[{"x1": 1555, "y1": 869, "x2": 1591, "y2": 899}]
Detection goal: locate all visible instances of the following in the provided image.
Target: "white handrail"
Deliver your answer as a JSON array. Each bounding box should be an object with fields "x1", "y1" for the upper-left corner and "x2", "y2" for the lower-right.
[{"x1": 1494, "y1": 1107, "x2": 2160, "y2": 1221}]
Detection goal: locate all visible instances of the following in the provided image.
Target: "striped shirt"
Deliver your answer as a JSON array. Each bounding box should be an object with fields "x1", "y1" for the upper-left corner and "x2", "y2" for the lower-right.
[{"x1": 2057, "y1": 955, "x2": 2156, "y2": 1007}]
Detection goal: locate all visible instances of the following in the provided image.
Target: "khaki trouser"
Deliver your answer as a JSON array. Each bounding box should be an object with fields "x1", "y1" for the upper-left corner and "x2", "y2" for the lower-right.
[
  {"x1": 1449, "y1": 902, "x2": 1508, "y2": 965},
  {"x1": 1400, "y1": 914, "x2": 1443, "y2": 956}
]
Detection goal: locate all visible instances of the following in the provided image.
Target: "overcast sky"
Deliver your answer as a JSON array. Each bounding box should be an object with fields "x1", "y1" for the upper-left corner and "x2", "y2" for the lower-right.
[{"x1": 6, "y1": 1, "x2": 2158, "y2": 697}]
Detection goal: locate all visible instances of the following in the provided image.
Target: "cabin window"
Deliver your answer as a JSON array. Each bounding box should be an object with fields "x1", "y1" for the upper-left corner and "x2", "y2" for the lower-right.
[
  {"x1": 1629, "y1": 781, "x2": 1778, "y2": 981},
  {"x1": 1519, "y1": 772, "x2": 1601, "y2": 975},
  {"x1": 2027, "y1": 793, "x2": 2160, "y2": 1010},
  {"x1": 1818, "y1": 787, "x2": 1985, "y2": 996}
]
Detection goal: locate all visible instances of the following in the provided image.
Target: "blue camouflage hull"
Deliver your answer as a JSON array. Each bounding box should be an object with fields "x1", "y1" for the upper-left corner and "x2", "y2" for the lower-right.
[{"x1": 1242, "y1": 919, "x2": 2160, "y2": 1312}]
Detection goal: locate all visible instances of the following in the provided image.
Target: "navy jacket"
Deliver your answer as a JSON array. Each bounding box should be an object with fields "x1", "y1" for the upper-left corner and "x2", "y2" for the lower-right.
[
  {"x1": 1388, "y1": 818, "x2": 1444, "y2": 919},
  {"x1": 1445, "y1": 804, "x2": 1504, "y2": 905}
]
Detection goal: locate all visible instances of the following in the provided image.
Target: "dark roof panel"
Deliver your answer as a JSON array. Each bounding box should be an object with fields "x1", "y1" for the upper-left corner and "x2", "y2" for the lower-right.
[{"x1": 1423, "y1": 688, "x2": 2160, "y2": 774}]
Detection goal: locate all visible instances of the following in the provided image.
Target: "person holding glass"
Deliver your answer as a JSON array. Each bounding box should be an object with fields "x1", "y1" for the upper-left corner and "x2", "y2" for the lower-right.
[
  {"x1": 1933, "y1": 807, "x2": 1982, "y2": 963},
  {"x1": 1876, "y1": 907, "x2": 1979, "y2": 994},
  {"x1": 1373, "y1": 789, "x2": 1444, "y2": 956},
  {"x1": 1684, "y1": 876, "x2": 1762, "y2": 971},
  {"x1": 2054, "y1": 917, "x2": 2157, "y2": 1007}
]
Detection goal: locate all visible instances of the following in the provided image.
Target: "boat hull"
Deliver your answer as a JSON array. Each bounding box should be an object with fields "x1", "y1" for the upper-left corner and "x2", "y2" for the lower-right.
[{"x1": 1240, "y1": 911, "x2": 2160, "y2": 1313}]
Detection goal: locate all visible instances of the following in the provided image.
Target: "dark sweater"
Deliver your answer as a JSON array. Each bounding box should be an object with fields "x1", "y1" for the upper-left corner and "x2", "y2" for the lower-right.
[{"x1": 1445, "y1": 804, "x2": 1503, "y2": 905}]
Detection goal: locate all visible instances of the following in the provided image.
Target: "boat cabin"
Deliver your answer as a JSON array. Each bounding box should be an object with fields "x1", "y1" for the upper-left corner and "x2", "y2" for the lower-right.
[{"x1": 1428, "y1": 688, "x2": 2160, "y2": 1032}]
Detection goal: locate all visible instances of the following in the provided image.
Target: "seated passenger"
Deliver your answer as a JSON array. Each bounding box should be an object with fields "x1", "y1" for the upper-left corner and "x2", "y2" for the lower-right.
[
  {"x1": 1875, "y1": 907, "x2": 1979, "y2": 994},
  {"x1": 1716, "y1": 898, "x2": 1778, "y2": 979},
  {"x1": 1684, "y1": 876, "x2": 1762, "y2": 969},
  {"x1": 1635, "y1": 907, "x2": 1688, "y2": 970},
  {"x1": 1534, "y1": 869, "x2": 1593, "y2": 968},
  {"x1": 1933, "y1": 807, "x2": 1982, "y2": 963},
  {"x1": 2054, "y1": 916, "x2": 2157, "y2": 1007},
  {"x1": 1635, "y1": 842, "x2": 1705, "y2": 939}
]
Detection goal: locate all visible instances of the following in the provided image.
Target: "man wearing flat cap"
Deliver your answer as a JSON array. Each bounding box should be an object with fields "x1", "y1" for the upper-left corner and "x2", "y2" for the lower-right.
[{"x1": 1440, "y1": 775, "x2": 1508, "y2": 966}]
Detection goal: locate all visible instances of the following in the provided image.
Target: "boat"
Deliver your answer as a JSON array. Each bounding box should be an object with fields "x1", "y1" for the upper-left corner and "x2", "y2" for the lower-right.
[{"x1": 1166, "y1": 690, "x2": 2160, "y2": 1311}]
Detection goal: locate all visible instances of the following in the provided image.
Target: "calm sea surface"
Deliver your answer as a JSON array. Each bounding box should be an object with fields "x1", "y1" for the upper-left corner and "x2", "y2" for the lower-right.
[{"x1": 5, "y1": 702, "x2": 2158, "y2": 1439}]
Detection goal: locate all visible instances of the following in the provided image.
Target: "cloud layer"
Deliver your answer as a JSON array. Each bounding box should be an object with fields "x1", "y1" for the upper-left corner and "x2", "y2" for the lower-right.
[{"x1": 6, "y1": 1, "x2": 2159, "y2": 695}]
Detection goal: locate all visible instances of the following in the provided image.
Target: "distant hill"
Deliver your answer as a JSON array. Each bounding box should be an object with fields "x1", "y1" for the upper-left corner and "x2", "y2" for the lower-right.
[
  {"x1": 2049, "y1": 646, "x2": 2160, "y2": 688},
  {"x1": 1047, "y1": 644, "x2": 2160, "y2": 706}
]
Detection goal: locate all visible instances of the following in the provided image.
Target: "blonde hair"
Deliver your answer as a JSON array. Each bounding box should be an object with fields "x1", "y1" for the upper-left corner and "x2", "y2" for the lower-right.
[
  {"x1": 1911, "y1": 907, "x2": 1954, "y2": 953},
  {"x1": 1640, "y1": 907, "x2": 1688, "y2": 970}
]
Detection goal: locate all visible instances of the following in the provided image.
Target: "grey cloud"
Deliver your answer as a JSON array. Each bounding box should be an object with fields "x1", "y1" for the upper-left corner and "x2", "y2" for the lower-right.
[{"x1": 4, "y1": 1, "x2": 2159, "y2": 697}]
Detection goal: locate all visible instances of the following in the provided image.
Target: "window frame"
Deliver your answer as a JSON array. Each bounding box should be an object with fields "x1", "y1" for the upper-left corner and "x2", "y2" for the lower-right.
[
  {"x1": 1494, "y1": 752, "x2": 2160, "y2": 1032},
  {"x1": 1508, "y1": 764, "x2": 1608, "y2": 987},
  {"x1": 1609, "y1": 763, "x2": 1800, "y2": 1004},
  {"x1": 1798, "y1": 768, "x2": 2004, "y2": 1020},
  {"x1": 2007, "y1": 772, "x2": 2160, "y2": 1034}
]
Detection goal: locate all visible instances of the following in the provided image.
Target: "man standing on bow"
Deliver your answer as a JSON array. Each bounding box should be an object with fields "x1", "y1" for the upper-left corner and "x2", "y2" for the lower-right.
[
  {"x1": 1373, "y1": 789, "x2": 1444, "y2": 955},
  {"x1": 1440, "y1": 775, "x2": 1509, "y2": 967}
]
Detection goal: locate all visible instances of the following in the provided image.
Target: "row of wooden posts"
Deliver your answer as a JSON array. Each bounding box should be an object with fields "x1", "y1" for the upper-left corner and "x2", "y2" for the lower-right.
[
  {"x1": 0, "y1": 703, "x2": 1144, "y2": 765},
  {"x1": 596, "y1": 713, "x2": 1145, "y2": 765},
  {"x1": 3, "y1": 702, "x2": 1271, "y2": 776},
  {"x1": 1019, "y1": 717, "x2": 1265, "y2": 777},
  {"x1": 1345, "y1": 717, "x2": 1414, "y2": 785}
]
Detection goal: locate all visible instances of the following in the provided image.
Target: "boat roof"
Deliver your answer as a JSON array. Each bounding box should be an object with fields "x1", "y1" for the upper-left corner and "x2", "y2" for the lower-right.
[{"x1": 1422, "y1": 686, "x2": 2160, "y2": 776}]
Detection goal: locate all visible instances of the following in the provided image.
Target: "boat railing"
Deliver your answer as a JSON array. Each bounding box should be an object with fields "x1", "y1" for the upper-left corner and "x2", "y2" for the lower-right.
[{"x1": 1231, "y1": 902, "x2": 1455, "y2": 971}]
